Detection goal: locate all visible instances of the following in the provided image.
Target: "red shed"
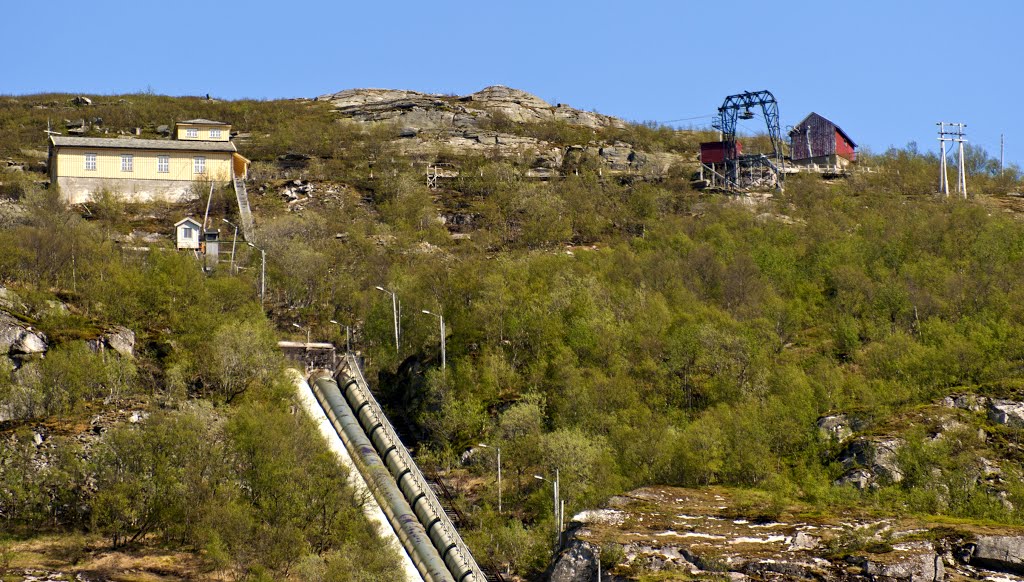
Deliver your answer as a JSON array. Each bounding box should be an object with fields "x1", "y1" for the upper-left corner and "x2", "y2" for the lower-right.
[
  {"x1": 700, "y1": 141, "x2": 743, "y2": 164},
  {"x1": 789, "y1": 113, "x2": 856, "y2": 162}
]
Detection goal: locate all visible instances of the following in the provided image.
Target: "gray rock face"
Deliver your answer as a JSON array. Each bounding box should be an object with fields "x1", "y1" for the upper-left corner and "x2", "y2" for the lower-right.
[
  {"x1": 550, "y1": 539, "x2": 600, "y2": 582},
  {"x1": 835, "y1": 437, "x2": 904, "y2": 487},
  {"x1": 319, "y1": 85, "x2": 625, "y2": 132},
  {"x1": 970, "y1": 535, "x2": 1024, "y2": 573},
  {"x1": 104, "y1": 326, "x2": 135, "y2": 358},
  {"x1": 316, "y1": 88, "x2": 439, "y2": 108},
  {"x1": 0, "y1": 312, "x2": 46, "y2": 355},
  {"x1": 988, "y1": 399, "x2": 1024, "y2": 427},
  {"x1": 856, "y1": 542, "x2": 944, "y2": 581},
  {"x1": 0, "y1": 286, "x2": 24, "y2": 313},
  {"x1": 817, "y1": 414, "x2": 854, "y2": 442}
]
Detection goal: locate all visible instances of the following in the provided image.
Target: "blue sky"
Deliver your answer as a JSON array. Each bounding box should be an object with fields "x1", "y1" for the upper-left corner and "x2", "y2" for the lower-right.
[{"x1": 5, "y1": 0, "x2": 1020, "y2": 166}]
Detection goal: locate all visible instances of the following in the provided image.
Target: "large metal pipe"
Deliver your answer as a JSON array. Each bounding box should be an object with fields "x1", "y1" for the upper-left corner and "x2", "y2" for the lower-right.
[
  {"x1": 310, "y1": 373, "x2": 455, "y2": 582},
  {"x1": 336, "y1": 364, "x2": 483, "y2": 582}
]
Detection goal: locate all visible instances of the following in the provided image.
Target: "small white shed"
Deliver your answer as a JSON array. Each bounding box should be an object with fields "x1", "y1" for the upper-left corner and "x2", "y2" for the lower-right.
[{"x1": 175, "y1": 217, "x2": 203, "y2": 250}]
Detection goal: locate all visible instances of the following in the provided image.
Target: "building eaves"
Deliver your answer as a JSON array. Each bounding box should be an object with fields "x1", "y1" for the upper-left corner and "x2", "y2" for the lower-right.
[
  {"x1": 177, "y1": 118, "x2": 230, "y2": 125},
  {"x1": 175, "y1": 217, "x2": 203, "y2": 227},
  {"x1": 50, "y1": 135, "x2": 237, "y2": 153}
]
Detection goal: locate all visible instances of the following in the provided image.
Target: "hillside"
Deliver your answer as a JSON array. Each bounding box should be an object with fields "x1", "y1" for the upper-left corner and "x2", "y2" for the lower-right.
[{"x1": 2, "y1": 87, "x2": 1024, "y2": 581}]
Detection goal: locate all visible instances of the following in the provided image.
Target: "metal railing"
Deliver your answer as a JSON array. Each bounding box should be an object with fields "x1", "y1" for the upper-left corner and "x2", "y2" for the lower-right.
[{"x1": 340, "y1": 353, "x2": 487, "y2": 582}]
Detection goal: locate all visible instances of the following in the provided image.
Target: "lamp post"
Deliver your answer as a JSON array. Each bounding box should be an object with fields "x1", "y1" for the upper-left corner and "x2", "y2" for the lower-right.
[
  {"x1": 478, "y1": 443, "x2": 501, "y2": 513},
  {"x1": 375, "y1": 286, "x2": 399, "y2": 353},
  {"x1": 246, "y1": 242, "x2": 265, "y2": 304},
  {"x1": 421, "y1": 309, "x2": 445, "y2": 370},
  {"x1": 329, "y1": 319, "x2": 350, "y2": 352},
  {"x1": 292, "y1": 322, "x2": 310, "y2": 344},
  {"x1": 534, "y1": 469, "x2": 562, "y2": 549},
  {"x1": 221, "y1": 218, "x2": 238, "y2": 274}
]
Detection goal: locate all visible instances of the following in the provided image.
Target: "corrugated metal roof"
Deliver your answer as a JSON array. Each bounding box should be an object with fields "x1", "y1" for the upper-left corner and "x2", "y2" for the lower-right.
[
  {"x1": 50, "y1": 135, "x2": 237, "y2": 152},
  {"x1": 178, "y1": 118, "x2": 229, "y2": 125}
]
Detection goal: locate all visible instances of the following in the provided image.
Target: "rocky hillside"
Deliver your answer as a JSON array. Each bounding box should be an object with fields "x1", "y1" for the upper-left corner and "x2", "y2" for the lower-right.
[
  {"x1": 554, "y1": 487, "x2": 1024, "y2": 581},
  {"x1": 314, "y1": 85, "x2": 690, "y2": 179}
]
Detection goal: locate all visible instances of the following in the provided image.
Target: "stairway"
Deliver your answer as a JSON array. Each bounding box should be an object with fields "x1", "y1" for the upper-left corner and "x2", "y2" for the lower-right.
[{"x1": 233, "y1": 176, "x2": 255, "y2": 241}]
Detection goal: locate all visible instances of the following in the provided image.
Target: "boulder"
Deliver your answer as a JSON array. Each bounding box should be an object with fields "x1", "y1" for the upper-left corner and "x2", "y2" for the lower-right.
[
  {"x1": 988, "y1": 399, "x2": 1024, "y2": 427},
  {"x1": 968, "y1": 535, "x2": 1024, "y2": 573},
  {"x1": 550, "y1": 540, "x2": 601, "y2": 582},
  {"x1": 0, "y1": 312, "x2": 46, "y2": 355},
  {"x1": 856, "y1": 542, "x2": 944, "y2": 581},
  {"x1": 835, "y1": 437, "x2": 904, "y2": 487},
  {"x1": 156, "y1": 124, "x2": 170, "y2": 136},
  {"x1": 72, "y1": 95, "x2": 92, "y2": 106},
  {"x1": 943, "y1": 393, "x2": 988, "y2": 412},
  {"x1": 104, "y1": 326, "x2": 135, "y2": 358}
]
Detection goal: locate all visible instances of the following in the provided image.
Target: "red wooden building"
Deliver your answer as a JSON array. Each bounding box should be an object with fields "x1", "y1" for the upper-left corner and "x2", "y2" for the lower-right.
[
  {"x1": 700, "y1": 141, "x2": 743, "y2": 164},
  {"x1": 789, "y1": 112, "x2": 856, "y2": 165}
]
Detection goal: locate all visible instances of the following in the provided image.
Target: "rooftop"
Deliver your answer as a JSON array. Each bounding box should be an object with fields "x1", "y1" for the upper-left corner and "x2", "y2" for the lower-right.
[
  {"x1": 177, "y1": 118, "x2": 230, "y2": 126},
  {"x1": 50, "y1": 135, "x2": 237, "y2": 152}
]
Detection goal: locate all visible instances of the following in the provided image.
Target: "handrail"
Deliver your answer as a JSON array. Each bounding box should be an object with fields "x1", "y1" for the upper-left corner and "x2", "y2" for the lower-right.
[{"x1": 340, "y1": 353, "x2": 487, "y2": 582}]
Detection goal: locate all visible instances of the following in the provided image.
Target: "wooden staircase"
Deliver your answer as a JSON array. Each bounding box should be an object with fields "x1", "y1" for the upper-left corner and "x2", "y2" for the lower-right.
[{"x1": 233, "y1": 176, "x2": 255, "y2": 241}]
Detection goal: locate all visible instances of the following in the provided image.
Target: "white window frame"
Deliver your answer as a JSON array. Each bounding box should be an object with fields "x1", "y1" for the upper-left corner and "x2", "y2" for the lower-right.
[
  {"x1": 121, "y1": 154, "x2": 133, "y2": 172},
  {"x1": 182, "y1": 226, "x2": 193, "y2": 240},
  {"x1": 157, "y1": 155, "x2": 169, "y2": 173},
  {"x1": 84, "y1": 153, "x2": 96, "y2": 171},
  {"x1": 193, "y1": 156, "x2": 206, "y2": 174},
  {"x1": 209, "y1": 128, "x2": 221, "y2": 139},
  {"x1": 185, "y1": 128, "x2": 198, "y2": 138}
]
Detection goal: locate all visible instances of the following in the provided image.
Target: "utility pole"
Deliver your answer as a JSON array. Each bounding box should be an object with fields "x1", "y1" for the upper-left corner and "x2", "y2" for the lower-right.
[
  {"x1": 954, "y1": 123, "x2": 967, "y2": 198},
  {"x1": 938, "y1": 122, "x2": 949, "y2": 197},
  {"x1": 1001, "y1": 134, "x2": 1005, "y2": 176},
  {"x1": 938, "y1": 122, "x2": 967, "y2": 198}
]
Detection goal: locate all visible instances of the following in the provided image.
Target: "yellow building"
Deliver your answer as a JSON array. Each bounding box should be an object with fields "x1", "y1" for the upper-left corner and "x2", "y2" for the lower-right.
[{"x1": 48, "y1": 119, "x2": 250, "y2": 204}]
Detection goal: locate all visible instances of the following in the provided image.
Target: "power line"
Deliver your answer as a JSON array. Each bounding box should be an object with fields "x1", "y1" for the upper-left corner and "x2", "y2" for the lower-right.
[{"x1": 658, "y1": 114, "x2": 717, "y2": 124}]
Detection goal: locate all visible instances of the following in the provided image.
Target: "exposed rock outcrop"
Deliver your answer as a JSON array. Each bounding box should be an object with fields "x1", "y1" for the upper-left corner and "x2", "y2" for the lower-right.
[
  {"x1": 0, "y1": 312, "x2": 46, "y2": 356},
  {"x1": 318, "y1": 85, "x2": 626, "y2": 131},
  {"x1": 969, "y1": 535, "x2": 1024, "y2": 573},
  {"x1": 834, "y1": 437, "x2": 904, "y2": 488},
  {"x1": 555, "y1": 487, "x2": 1024, "y2": 582},
  {"x1": 988, "y1": 399, "x2": 1024, "y2": 427}
]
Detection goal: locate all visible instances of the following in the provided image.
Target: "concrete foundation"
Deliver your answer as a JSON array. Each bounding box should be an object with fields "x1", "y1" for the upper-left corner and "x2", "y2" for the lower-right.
[{"x1": 55, "y1": 176, "x2": 228, "y2": 204}]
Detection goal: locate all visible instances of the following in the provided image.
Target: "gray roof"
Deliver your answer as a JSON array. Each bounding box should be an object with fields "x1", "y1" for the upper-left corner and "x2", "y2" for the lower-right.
[
  {"x1": 50, "y1": 135, "x2": 236, "y2": 153},
  {"x1": 178, "y1": 118, "x2": 230, "y2": 125}
]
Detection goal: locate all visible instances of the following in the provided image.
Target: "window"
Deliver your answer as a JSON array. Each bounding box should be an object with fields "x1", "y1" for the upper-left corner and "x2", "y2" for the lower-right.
[
  {"x1": 209, "y1": 128, "x2": 221, "y2": 139},
  {"x1": 185, "y1": 128, "x2": 198, "y2": 138},
  {"x1": 182, "y1": 226, "x2": 193, "y2": 239},
  {"x1": 121, "y1": 154, "x2": 133, "y2": 172},
  {"x1": 157, "y1": 155, "x2": 169, "y2": 173},
  {"x1": 193, "y1": 156, "x2": 206, "y2": 174},
  {"x1": 84, "y1": 153, "x2": 96, "y2": 171}
]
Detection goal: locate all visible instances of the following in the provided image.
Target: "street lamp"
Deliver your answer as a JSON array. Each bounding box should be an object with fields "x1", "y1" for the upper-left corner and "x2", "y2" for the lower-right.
[
  {"x1": 421, "y1": 309, "x2": 445, "y2": 370},
  {"x1": 534, "y1": 470, "x2": 562, "y2": 549},
  {"x1": 375, "y1": 286, "x2": 399, "y2": 353},
  {"x1": 478, "y1": 443, "x2": 501, "y2": 513},
  {"x1": 246, "y1": 242, "x2": 265, "y2": 304},
  {"x1": 221, "y1": 218, "x2": 238, "y2": 274},
  {"x1": 329, "y1": 319, "x2": 350, "y2": 352},
  {"x1": 292, "y1": 322, "x2": 310, "y2": 344}
]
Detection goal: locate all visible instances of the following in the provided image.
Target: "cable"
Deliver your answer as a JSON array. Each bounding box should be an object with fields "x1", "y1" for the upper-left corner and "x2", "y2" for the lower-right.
[{"x1": 659, "y1": 114, "x2": 717, "y2": 124}]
